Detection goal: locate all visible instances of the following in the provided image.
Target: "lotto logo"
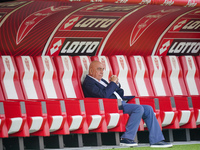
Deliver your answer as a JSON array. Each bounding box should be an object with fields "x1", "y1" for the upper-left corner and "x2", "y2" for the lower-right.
[
  {"x1": 47, "y1": 37, "x2": 102, "y2": 56},
  {"x1": 60, "y1": 15, "x2": 118, "y2": 31},
  {"x1": 171, "y1": 19, "x2": 200, "y2": 32},
  {"x1": 158, "y1": 39, "x2": 200, "y2": 56},
  {"x1": 181, "y1": 19, "x2": 200, "y2": 32},
  {"x1": 60, "y1": 38, "x2": 102, "y2": 56}
]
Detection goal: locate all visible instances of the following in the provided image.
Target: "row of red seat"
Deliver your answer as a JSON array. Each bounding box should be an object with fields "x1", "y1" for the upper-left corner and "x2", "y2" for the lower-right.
[
  {"x1": 0, "y1": 55, "x2": 129, "y2": 149},
  {"x1": 0, "y1": 55, "x2": 200, "y2": 149},
  {"x1": 74, "y1": 55, "x2": 200, "y2": 130}
]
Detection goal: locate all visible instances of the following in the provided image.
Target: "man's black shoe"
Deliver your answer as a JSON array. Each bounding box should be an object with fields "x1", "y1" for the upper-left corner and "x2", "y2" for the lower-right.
[
  {"x1": 120, "y1": 138, "x2": 138, "y2": 147},
  {"x1": 150, "y1": 141, "x2": 173, "y2": 148}
]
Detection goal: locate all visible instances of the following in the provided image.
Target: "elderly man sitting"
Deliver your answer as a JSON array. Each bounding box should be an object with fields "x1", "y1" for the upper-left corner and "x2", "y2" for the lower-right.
[{"x1": 82, "y1": 60, "x2": 173, "y2": 148}]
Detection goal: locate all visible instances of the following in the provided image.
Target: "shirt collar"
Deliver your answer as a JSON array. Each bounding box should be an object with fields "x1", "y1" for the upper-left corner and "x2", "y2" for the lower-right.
[
  {"x1": 88, "y1": 75, "x2": 107, "y2": 86},
  {"x1": 88, "y1": 75, "x2": 100, "y2": 82}
]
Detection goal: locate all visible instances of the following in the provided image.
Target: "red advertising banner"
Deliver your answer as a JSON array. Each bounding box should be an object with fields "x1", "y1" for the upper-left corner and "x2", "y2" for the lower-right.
[
  {"x1": 33, "y1": 0, "x2": 200, "y2": 7},
  {"x1": 0, "y1": 0, "x2": 199, "y2": 56}
]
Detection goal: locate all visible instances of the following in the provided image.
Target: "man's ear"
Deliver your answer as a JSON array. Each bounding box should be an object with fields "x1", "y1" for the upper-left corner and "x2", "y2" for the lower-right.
[{"x1": 89, "y1": 68, "x2": 93, "y2": 76}]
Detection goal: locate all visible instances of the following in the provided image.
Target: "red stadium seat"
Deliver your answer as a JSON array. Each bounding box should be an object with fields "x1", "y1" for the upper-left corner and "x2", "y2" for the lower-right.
[
  {"x1": 179, "y1": 56, "x2": 200, "y2": 96},
  {"x1": 128, "y1": 56, "x2": 154, "y2": 97},
  {"x1": 147, "y1": 55, "x2": 196, "y2": 129},
  {"x1": 0, "y1": 56, "x2": 24, "y2": 99},
  {"x1": 109, "y1": 55, "x2": 161, "y2": 130},
  {"x1": 0, "y1": 56, "x2": 29, "y2": 137},
  {"x1": 53, "y1": 56, "x2": 90, "y2": 134},
  {"x1": 3, "y1": 101, "x2": 29, "y2": 137},
  {"x1": 178, "y1": 56, "x2": 200, "y2": 128},
  {"x1": 128, "y1": 55, "x2": 179, "y2": 129},
  {"x1": 34, "y1": 56, "x2": 63, "y2": 100},
  {"x1": 145, "y1": 56, "x2": 171, "y2": 96},
  {"x1": 53, "y1": 56, "x2": 84, "y2": 99}
]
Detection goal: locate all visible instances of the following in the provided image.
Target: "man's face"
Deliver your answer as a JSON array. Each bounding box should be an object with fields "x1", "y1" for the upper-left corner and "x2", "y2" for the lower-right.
[{"x1": 90, "y1": 61, "x2": 104, "y2": 81}]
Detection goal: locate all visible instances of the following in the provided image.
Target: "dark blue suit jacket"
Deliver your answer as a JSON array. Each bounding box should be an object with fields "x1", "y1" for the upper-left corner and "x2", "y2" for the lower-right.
[{"x1": 82, "y1": 75, "x2": 135, "y2": 101}]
